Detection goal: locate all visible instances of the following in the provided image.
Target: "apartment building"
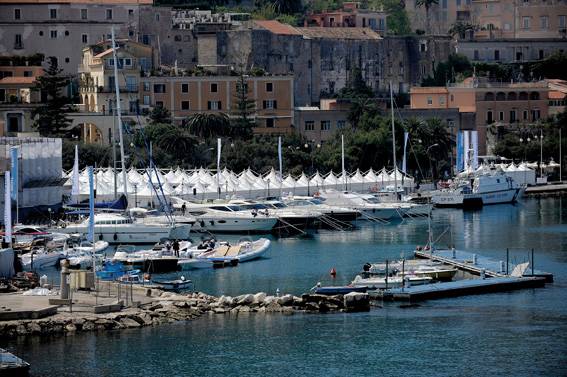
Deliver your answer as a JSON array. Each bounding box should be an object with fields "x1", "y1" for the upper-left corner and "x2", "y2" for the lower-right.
[
  {"x1": 0, "y1": 0, "x2": 152, "y2": 74},
  {"x1": 472, "y1": 0, "x2": 567, "y2": 39},
  {"x1": 79, "y1": 39, "x2": 154, "y2": 115},
  {"x1": 410, "y1": 79, "x2": 550, "y2": 155},
  {"x1": 405, "y1": 0, "x2": 473, "y2": 35},
  {"x1": 457, "y1": 38, "x2": 567, "y2": 63},
  {"x1": 304, "y1": 2, "x2": 387, "y2": 33},
  {"x1": 139, "y1": 74, "x2": 294, "y2": 135},
  {"x1": 0, "y1": 65, "x2": 43, "y2": 135}
]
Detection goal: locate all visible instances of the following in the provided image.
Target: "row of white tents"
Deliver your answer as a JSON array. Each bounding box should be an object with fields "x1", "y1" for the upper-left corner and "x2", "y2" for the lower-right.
[{"x1": 64, "y1": 167, "x2": 415, "y2": 204}]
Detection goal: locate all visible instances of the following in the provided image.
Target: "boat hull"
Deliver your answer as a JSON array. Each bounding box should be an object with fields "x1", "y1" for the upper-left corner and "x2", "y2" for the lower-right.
[
  {"x1": 60, "y1": 224, "x2": 190, "y2": 244},
  {"x1": 433, "y1": 188, "x2": 520, "y2": 208},
  {"x1": 193, "y1": 217, "x2": 276, "y2": 234}
]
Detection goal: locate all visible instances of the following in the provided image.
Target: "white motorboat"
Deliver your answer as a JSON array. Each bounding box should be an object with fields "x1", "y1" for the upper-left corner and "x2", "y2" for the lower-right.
[
  {"x1": 363, "y1": 260, "x2": 457, "y2": 282},
  {"x1": 178, "y1": 238, "x2": 271, "y2": 270},
  {"x1": 230, "y1": 200, "x2": 322, "y2": 232},
  {"x1": 282, "y1": 196, "x2": 362, "y2": 222},
  {"x1": 69, "y1": 240, "x2": 110, "y2": 254},
  {"x1": 128, "y1": 208, "x2": 195, "y2": 239},
  {"x1": 20, "y1": 248, "x2": 63, "y2": 270},
  {"x1": 321, "y1": 191, "x2": 403, "y2": 220},
  {"x1": 351, "y1": 274, "x2": 432, "y2": 289},
  {"x1": 11, "y1": 225, "x2": 70, "y2": 249},
  {"x1": 171, "y1": 199, "x2": 278, "y2": 233},
  {"x1": 57, "y1": 213, "x2": 190, "y2": 244},
  {"x1": 432, "y1": 169, "x2": 521, "y2": 207}
]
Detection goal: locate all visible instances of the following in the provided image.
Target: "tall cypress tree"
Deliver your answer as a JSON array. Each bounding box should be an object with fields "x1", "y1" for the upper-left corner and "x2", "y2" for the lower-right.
[
  {"x1": 32, "y1": 56, "x2": 76, "y2": 136},
  {"x1": 231, "y1": 70, "x2": 256, "y2": 138}
]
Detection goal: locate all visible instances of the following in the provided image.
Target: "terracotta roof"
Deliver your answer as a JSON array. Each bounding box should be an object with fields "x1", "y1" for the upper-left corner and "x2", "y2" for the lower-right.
[
  {"x1": 254, "y1": 20, "x2": 302, "y2": 35},
  {"x1": 458, "y1": 105, "x2": 476, "y2": 113},
  {"x1": 296, "y1": 27, "x2": 381, "y2": 40},
  {"x1": 410, "y1": 87, "x2": 449, "y2": 94},
  {"x1": 94, "y1": 48, "x2": 115, "y2": 59},
  {"x1": 0, "y1": 0, "x2": 152, "y2": 4},
  {"x1": 549, "y1": 91, "x2": 566, "y2": 100},
  {"x1": 0, "y1": 77, "x2": 36, "y2": 85}
]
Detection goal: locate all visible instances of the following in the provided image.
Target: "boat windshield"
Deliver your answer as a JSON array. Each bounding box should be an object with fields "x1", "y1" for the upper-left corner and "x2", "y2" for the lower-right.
[
  {"x1": 288, "y1": 200, "x2": 312, "y2": 206},
  {"x1": 269, "y1": 202, "x2": 287, "y2": 208},
  {"x1": 239, "y1": 203, "x2": 268, "y2": 210},
  {"x1": 209, "y1": 205, "x2": 242, "y2": 212},
  {"x1": 363, "y1": 197, "x2": 381, "y2": 204}
]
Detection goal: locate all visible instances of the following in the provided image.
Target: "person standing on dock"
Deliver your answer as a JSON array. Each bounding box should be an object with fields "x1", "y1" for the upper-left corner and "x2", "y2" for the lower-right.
[{"x1": 173, "y1": 239, "x2": 180, "y2": 258}]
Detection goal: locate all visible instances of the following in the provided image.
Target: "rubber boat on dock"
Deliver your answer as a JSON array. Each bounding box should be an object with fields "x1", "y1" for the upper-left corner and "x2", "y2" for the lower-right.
[
  {"x1": 178, "y1": 238, "x2": 271, "y2": 270},
  {"x1": 112, "y1": 246, "x2": 179, "y2": 273},
  {"x1": 20, "y1": 248, "x2": 63, "y2": 270}
]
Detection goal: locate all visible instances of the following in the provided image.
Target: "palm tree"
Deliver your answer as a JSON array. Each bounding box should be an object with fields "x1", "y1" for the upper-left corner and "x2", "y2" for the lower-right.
[
  {"x1": 415, "y1": 0, "x2": 439, "y2": 35},
  {"x1": 157, "y1": 126, "x2": 197, "y2": 157},
  {"x1": 185, "y1": 112, "x2": 231, "y2": 138}
]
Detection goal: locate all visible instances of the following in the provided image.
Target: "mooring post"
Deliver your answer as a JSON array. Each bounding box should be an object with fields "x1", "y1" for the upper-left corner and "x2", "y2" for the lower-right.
[
  {"x1": 506, "y1": 248, "x2": 509, "y2": 275},
  {"x1": 385, "y1": 259, "x2": 389, "y2": 290},
  {"x1": 531, "y1": 248, "x2": 534, "y2": 276},
  {"x1": 401, "y1": 258, "x2": 405, "y2": 292}
]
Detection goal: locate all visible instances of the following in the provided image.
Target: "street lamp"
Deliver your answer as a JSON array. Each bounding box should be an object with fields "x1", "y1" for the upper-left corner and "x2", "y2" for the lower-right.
[{"x1": 133, "y1": 182, "x2": 138, "y2": 207}]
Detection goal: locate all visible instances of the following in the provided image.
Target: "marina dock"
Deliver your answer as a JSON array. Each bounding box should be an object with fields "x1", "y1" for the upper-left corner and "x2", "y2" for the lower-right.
[
  {"x1": 367, "y1": 248, "x2": 554, "y2": 302},
  {"x1": 415, "y1": 248, "x2": 554, "y2": 282}
]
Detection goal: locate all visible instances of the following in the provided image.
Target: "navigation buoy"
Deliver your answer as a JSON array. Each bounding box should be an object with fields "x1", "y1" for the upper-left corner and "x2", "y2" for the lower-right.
[{"x1": 330, "y1": 268, "x2": 337, "y2": 277}]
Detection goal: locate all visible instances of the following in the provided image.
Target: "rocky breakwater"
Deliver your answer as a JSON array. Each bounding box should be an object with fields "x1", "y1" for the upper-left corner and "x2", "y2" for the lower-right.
[{"x1": 0, "y1": 291, "x2": 369, "y2": 338}]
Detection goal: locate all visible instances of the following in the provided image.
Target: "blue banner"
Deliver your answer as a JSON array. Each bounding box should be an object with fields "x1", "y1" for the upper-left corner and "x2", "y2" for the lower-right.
[
  {"x1": 456, "y1": 131, "x2": 464, "y2": 173},
  {"x1": 10, "y1": 147, "x2": 18, "y2": 201},
  {"x1": 87, "y1": 166, "x2": 95, "y2": 243}
]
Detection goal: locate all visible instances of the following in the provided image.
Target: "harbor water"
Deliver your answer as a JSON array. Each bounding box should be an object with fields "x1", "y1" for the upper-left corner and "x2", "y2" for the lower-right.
[{"x1": 5, "y1": 197, "x2": 567, "y2": 376}]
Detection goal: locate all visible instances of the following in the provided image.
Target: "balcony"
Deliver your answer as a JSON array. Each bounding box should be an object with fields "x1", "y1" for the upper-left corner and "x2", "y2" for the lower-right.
[{"x1": 97, "y1": 85, "x2": 139, "y2": 93}]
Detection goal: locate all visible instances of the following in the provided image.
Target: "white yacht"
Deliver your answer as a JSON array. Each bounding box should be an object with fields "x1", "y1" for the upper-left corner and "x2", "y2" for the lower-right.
[
  {"x1": 283, "y1": 196, "x2": 362, "y2": 222},
  {"x1": 320, "y1": 191, "x2": 403, "y2": 220},
  {"x1": 230, "y1": 200, "x2": 322, "y2": 232},
  {"x1": 11, "y1": 225, "x2": 70, "y2": 249},
  {"x1": 57, "y1": 213, "x2": 190, "y2": 244},
  {"x1": 171, "y1": 198, "x2": 278, "y2": 233},
  {"x1": 431, "y1": 170, "x2": 522, "y2": 207},
  {"x1": 128, "y1": 208, "x2": 194, "y2": 239}
]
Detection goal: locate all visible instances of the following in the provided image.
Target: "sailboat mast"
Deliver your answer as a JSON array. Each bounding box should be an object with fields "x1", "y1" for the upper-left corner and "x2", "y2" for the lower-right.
[
  {"x1": 390, "y1": 82, "x2": 398, "y2": 196},
  {"x1": 111, "y1": 27, "x2": 128, "y2": 198}
]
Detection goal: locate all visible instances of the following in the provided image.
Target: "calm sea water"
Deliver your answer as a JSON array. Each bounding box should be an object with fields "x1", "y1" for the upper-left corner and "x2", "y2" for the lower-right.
[{"x1": 5, "y1": 198, "x2": 567, "y2": 376}]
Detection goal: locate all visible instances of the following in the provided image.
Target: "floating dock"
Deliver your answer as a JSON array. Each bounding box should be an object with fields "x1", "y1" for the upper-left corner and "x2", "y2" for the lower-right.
[
  {"x1": 524, "y1": 183, "x2": 567, "y2": 197},
  {"x1": 368, "y1": 248, "x2": 553, "y2": 302},
  {"x1": 415, "y1": 248, "x2": 553, "y2": 282}
]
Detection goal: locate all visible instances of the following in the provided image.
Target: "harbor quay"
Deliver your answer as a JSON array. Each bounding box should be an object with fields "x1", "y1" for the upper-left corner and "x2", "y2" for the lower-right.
[{"x1": 0, "y1": 282, "x2": 370, "y2": 339}]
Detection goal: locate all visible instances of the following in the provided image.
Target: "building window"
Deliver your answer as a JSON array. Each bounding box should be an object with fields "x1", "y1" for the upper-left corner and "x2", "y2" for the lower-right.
[
  {"x1": 539, "y1": 50, "x2": 544, "y2": 59},
  {"x1": 531, "y1": 109, "x2": 540, "y2": 121},
  {"x1": 65, "y1": 57, "x2": 70, "y2": 63},
  {"x1": 474, "y1": 50, "x2": 479, "y2": 60},
  {"x1": 0, "y1": 89, "x2": 5, "y2": 102},
  {"x1": 266, "y1": 118, "x2": 275, "y2": 128},
  {"x1": 39, "y1": 31, "x2": 43, "y2": 36},
  {"x1": 210, "y1": 83, "x2": 218, "y2": 93},
  {"x1": 81, "y1": 9, "x2": 87, "y2": 20},
  {"x1": 14, "y1": 9, "x2": 21, "y2": 20},
  {"x1": 155, "y1": 13, "x2": 159, "y2": 21},
  {"x1": 266, "y1": 82, "x2": 273, "y2": 92},
  {"x1": 156, "y1": 101, "x2": 163, "y2": 108},
  {"x1": 129, "y1": 9, "x2": 134, "y2": 16},
  {"x1": 124, "y1": 58, "x2": 132, "y2": 67},
  {"x1": 106, "y1": 9, "x2": 113, "y2": 20},
  {"x1": 207, "y1": 101, "x2": 222, "y2": 110},
  {"x1": 321, "y1": 120, "x2": 331, "y2": 131},
  {"x1": 522, "y1": 17, "x2": 530, "y2": 29},
  {"x1": 125, "y1": 76, "x2": 137, "y2": 91},
  {"x1": 510, "y1": 110, "x2": 517, "y2": 123},
  {"x1": 305, "y1": 121, "x2": 315, "y2": 131},
  {"x1": 153, "y1": 84, "x2": 166, "y2": 93},
  {"x1": 523, "y1": 110, "x2": 528, "y2": 120},
  {"x1": 14, "y1": 34, "x2": 23, "y2": 49},
  {"x1": 65, "y1": 30, "x2": 69, "y2": 36},
  {"x1": 427, "y1": 96, "x2": 433, "y2": 105},
  {"x1": 337, "y1": 120, "x2": 346, "y2": 129},
  {"x1": 181, "y1": 101, "x2": 190, "y2": 110},
  {"x1": 494, "y1": 50, "x2": 500, "y2": 61},
  {"x1": 181, "y1": 83, "x2": 189, "y2": 93},
  {"x1": 143, "y1": 95, "x2": 150, "y2": 105},
  {"x1": 50, "y1": 9, "x2": 57, "y2": 19},
  {"x1": 560, "y1": 15, "x2": 566, "y2": 29},
  {"x1": 439, "y1": 96, "x2": 445, "y2": 106},
  {"x1": 23, "y1": 71, "x2": 32, "y2": 77},
  {"x1": 540, "y1": 16, "x2": 549, "y2": 30},
  {"x1": 263, "y1": 100, "x2": 277, "y2": 109},
  {"x1": 143, "y1": 82, "x2": 150, "y2": 91},
  {"x1": 487, "y1": 110, "x2": 493, "y2": 124},
  {"x1": 50, "y1": 30, "x2": 57, "y2": 39},
  {"x1": 499, "y1": 111, "x2": 504, "y2": 121},
  {"x1": 142, "y1": 35, "x2": 150, "y2": 45},
  {"x1": 82, "y1": 34, "x2": 88, "y2": 44}
]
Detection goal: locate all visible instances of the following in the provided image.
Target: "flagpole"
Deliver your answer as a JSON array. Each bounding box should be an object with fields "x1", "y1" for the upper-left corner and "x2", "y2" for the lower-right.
[
  {"x1": 217, "y1": 138, "x2": 221, "y2": 199},
  {"x1": 278, "y1": 136, "x2": 283, "y2": 198},
  {"x1": 341, "y1": 134, "x2": 346, "y2": 191}
]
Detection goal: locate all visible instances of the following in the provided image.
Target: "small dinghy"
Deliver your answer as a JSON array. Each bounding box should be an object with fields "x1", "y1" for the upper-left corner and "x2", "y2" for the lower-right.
[{"x1": 153, "y1": 276, "x2": 193, "y2": 292}]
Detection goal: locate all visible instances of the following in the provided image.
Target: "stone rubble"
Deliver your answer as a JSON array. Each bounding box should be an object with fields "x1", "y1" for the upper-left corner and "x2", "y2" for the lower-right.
[{"x1": 0, "y1": 291, "x2": 369, "y2": 339}]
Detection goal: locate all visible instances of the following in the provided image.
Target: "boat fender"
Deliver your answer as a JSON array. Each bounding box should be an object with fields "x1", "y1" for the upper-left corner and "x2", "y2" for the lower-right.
[
  {"x1": 61, "y1": 223, "x2": 67, "y2": 229},
  {"x1": 200, "y1": 220, "x2": 205, "y2": 228},
  {"x1": 330, "y1": 267, "x2": 337, "y2": 277},
  {"x1": 113, "y1": 233, "x2": 118, "y2": 241},
  {"x1": 210, "y1": 220, "x2": 215, "y2": 226}
]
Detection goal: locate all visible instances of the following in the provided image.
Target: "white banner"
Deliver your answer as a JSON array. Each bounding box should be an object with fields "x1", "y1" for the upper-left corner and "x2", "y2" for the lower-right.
[
  {"x1": 341, "y1": 134, "x2": 346, "y2": 188},
  {"x1": 217, "y1": 138, "x2": 221, "y2": 189},
  {"x1": 471, "y1": 131, "x2": 479, "y2": 170},
  {"x1": 278, "y1": 137, "x2": 283, "y2": 182},
  {"x1": 402, "y1": 132, "x2": 409, "y2": 174},
  {"x1": 463, "y1": 130, "x2": 470, "y2": 171},
  {"x1": 4, "y1": 171, "x2": 12, "y2": 244},
  {"x1": 71, "y1": 145, "x2": 80, "y2": 200}
]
